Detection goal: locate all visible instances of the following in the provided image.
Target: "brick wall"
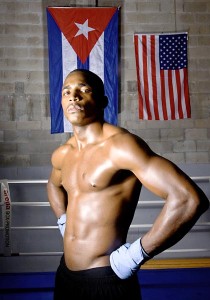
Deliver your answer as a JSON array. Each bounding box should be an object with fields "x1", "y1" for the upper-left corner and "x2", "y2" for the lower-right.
[{"x1": 0, "y1": 0, "x2": 209, "y2": 167}]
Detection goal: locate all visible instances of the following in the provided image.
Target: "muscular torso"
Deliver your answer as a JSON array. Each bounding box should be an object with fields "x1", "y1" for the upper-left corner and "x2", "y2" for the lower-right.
[{"x1": 60, "y1": 130, "x2": 142, "y2": 270}]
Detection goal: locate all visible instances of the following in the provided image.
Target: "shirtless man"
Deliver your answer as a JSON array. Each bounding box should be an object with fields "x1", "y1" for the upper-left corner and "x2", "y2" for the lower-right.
[{"x1": 47, "y1": 69, "x2": 209, "y2": 300}]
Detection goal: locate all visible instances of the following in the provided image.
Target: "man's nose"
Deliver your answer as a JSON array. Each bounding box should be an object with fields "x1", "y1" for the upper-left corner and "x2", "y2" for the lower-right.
[{"x1": 69, "y1": 90, "x2": 80, "y2": 101}]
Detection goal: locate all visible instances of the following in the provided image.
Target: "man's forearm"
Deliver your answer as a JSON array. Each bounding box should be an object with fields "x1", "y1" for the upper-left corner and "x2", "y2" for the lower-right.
[
  {"x1": 47, "y1": 180, "x2": 67, "y2": 218},
  {"x1": 141, "y1": 191, "x2": 209, "y2": 257}
]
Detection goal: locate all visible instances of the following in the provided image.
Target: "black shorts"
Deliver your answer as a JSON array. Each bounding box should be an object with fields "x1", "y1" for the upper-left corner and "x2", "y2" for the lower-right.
[{"x1": 54, "y1": 255, "x2": 141, "y2": 300}]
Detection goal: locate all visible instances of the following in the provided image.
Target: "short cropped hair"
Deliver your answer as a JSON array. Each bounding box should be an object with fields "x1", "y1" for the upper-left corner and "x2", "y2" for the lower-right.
[
  {"x1": 69, "y1": 69, "x2": 105, "y2": 97},
  {"x1": 68, "y1": 69, "x2": 108, "y2": 110}
]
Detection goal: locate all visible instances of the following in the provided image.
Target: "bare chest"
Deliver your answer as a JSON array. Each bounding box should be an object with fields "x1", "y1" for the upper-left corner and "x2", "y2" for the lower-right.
[{"x1": 61, "y1": 145, "x2": 117, "y2": 193}]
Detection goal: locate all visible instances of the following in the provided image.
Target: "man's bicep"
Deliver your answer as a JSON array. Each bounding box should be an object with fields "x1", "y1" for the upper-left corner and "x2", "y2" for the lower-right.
[
  {"x1": 113, "y1": 133, "x2": 189, "y2": 199},
  {"x1": 48, "y1": 167, "x2": 62, "y2": 187},
  {"x1": 134, "y1": 155, "x2": 189, "y2": 200}
]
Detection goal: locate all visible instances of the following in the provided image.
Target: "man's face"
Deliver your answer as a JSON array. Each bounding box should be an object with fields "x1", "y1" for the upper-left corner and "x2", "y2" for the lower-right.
[{"x1": 61, "y1": 71, "x2": 102, "y2": 126}]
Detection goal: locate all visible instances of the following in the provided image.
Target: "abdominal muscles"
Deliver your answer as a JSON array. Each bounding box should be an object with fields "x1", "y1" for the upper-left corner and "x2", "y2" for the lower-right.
[{"x1": 63, "y1": 184, "x2": 139, "y2": 271}]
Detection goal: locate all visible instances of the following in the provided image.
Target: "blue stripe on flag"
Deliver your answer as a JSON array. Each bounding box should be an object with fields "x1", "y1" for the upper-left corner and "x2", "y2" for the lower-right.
[
  {"x1": 104, "y1": 10, "x2": 118, "y2": 125},
  {"x1": 47, "y1": 10, "x2": 64, "y2": 133},
  {"x1": 77, "y1": 56, "x2": 89, "y2": 70}
]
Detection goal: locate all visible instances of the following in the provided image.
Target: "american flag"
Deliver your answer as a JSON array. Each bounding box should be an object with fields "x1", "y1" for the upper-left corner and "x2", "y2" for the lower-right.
[{"x1": 134, "y1": 33, "x2": 191, "y2": 120}]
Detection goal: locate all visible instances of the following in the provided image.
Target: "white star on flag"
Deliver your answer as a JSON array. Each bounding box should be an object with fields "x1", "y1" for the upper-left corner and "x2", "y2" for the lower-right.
[{"x1": 74, "y1": 19, "x2": 95, "y2": 39}]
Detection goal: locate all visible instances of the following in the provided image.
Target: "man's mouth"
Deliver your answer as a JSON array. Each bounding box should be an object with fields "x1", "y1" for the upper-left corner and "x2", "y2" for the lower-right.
[{"x1": 67, "y1": 104, "x2": 84, "y2": 113}]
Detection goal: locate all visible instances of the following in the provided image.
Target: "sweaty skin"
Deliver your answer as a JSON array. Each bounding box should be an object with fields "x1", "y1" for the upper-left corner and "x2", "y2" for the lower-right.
[{"x1": 47, "y1": 70, "x2": 209, "y2": 271}]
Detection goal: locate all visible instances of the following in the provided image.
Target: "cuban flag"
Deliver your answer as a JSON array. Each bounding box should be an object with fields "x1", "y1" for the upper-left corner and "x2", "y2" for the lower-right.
[{"x1": 46, "y1": 7, "x2": 119, "y2": 133}]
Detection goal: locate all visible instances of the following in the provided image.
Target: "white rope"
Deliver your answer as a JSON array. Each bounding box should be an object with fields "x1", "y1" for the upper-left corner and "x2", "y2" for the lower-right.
[{"x1": 0, "y1": 177, "x2": 209, "y2": 257}]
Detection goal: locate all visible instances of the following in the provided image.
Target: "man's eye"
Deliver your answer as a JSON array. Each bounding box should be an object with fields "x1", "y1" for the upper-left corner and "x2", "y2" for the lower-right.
[
  {"x1": 81, "y1": 87, "x2": 91, "y2": 93},
  {"x1": 63, "y1": 90, "x2": 70, "y2": 96}
]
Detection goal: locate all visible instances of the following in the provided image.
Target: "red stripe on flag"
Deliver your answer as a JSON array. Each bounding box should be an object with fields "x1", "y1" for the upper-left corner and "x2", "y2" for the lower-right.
[
  {"x1": 142, "y1": 35, "x2": 152, "y2": 119},
  {"x1": 175, "y1": 70, "x2": 184, "y2": 119},
  {"x1": 134, "y1": 35, "x2": 144, "y2": 119},
  {"x1": 151, "y1": 35, "x2": 159, "y2": 120},
  {"x1": 160, "y1": 70, "x2": 168, "y2": 120},
  {"x1": 184, "y1": 68, "x2": 191, "y2": 118},
  {"x1": 168, "y1": 70, "x2": 175, "y2": 119}
]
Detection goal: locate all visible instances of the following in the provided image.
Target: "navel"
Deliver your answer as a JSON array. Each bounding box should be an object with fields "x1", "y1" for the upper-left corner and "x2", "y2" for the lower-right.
[{"x1": 70, "y1": 235, "x2": 76, "y2": 241}]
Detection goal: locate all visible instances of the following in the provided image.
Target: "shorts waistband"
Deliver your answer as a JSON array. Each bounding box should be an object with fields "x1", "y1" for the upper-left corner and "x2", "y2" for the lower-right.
[{"x1": 59, "y1": 255, "x2": 116, "y2": 280}]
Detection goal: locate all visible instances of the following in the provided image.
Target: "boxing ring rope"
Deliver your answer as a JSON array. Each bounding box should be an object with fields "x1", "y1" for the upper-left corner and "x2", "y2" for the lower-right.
[{"x1": 0, "y1": 177, "x2": 210, "y2": 257}]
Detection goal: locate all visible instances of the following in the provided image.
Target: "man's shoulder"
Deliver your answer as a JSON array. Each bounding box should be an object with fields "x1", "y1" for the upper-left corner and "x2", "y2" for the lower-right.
[
  {"x1": 103, "y1": 123, "x2": 130, "y2": 139},
  {"x1": 104, "y1": 124, "x2": 154, "y2": 160},
  {"x1": 104, "y1": 123, "x2": 143, "y2": 145},
  {"x1": 51, "y1": 137, "x2": 75, "y2": 164}
]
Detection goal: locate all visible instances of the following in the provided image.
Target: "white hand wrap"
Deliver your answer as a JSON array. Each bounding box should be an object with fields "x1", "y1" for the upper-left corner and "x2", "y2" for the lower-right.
[
  {"x1": 57, "y1": 213, "x2": 66, "y2": 237},
  {"x1": 110, "y1": 238, "x2": 151, "y2": 279}
]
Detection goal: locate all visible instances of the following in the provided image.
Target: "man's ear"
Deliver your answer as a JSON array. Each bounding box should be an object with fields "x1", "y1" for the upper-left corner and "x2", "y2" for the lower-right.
[{"x1": 102, "y1": 96, "x2": 108, "y2": 109}]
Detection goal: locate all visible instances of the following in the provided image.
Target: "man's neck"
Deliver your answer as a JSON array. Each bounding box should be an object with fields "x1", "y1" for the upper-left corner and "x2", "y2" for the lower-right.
[{"x1": 73, "y1": 121, "x2": 105, "y2": 150}]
